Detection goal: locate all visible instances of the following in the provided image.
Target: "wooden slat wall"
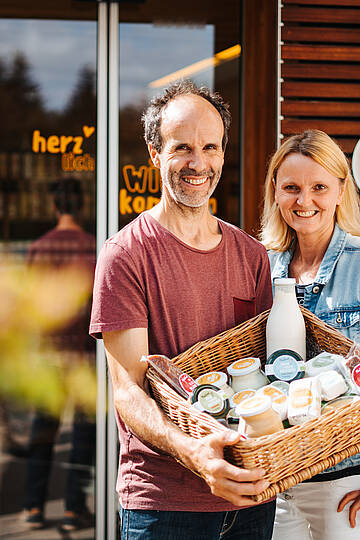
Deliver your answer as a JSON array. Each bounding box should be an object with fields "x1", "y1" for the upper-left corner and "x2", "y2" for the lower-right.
[{"x1": 280, "y1": 0, "x2": 360, "y2": 156}]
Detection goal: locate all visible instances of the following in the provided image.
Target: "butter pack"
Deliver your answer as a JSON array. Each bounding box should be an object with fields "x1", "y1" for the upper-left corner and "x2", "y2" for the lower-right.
[{"x1": 288, "y1": 377, "x2": 322, "y2": 425}]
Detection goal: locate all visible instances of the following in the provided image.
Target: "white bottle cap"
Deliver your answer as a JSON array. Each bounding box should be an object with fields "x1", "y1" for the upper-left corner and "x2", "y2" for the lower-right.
[
  {"x1": 274, "y1": 278, "x2": 296, "y2": 285},
  {"x1": 227, "y1": 357, "x2": 261, "y2": 377},
  {"x1": 236, "y1": 395, "x2": 272, "y2": 417}
]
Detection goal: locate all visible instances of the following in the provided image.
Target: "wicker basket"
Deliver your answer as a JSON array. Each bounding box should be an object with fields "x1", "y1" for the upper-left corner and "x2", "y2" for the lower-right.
[{"x1": 147, "y1": 306, "x2": 360, "y2": 502}]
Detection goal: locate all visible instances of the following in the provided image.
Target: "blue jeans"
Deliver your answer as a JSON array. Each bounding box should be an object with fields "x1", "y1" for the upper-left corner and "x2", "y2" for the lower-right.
[
  {"x1": 120, "y1": 500, "x2": 276, "y2": 540},
  {"x1": 24, "y1": 410, "x2": 95, "y2": 513}
]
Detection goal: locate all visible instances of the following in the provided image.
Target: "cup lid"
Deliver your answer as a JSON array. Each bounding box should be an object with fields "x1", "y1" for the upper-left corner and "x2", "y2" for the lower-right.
[
  {"x1": 196, "y1": 371, "x2": 227, "y2": 388},
  {"x1": 236, "y1": 395, "x2": 272, "y2": 417}
]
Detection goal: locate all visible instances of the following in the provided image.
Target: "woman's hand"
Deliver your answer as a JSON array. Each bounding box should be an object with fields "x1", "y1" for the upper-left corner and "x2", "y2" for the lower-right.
[{"x1": 337, "y1": 490, "x2": 360, "y2": 528}]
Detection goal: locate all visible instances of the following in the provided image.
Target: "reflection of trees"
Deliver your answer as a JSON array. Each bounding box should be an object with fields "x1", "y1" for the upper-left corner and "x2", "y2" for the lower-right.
[
  {"x1": 0, "y1": 53, "x2": 96, "y2": 153},
  {"x1": 0, "y1": 53, "x2": 47, "y2": 152}
]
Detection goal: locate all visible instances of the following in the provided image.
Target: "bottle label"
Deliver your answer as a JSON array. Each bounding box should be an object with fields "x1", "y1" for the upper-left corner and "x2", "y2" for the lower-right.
[{"x1": 265, "y1": 349, "x2": 305, "y2": 381}]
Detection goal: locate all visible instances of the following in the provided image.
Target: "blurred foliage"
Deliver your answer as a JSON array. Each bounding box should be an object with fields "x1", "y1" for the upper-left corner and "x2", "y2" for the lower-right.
[{"x1": 0, "y1": 263, "x2": 97, "y2": 417}]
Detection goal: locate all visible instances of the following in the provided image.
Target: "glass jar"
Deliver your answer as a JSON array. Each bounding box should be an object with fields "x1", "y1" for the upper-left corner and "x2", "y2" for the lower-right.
[
  {"x1": 227, "y1": 357, "x2": 268, "y2": 392},
  {"x1": 196, "y1": 371, "x2": 234, "y2": 398},
  {"x1": 236, "y1": 395, "x2": 284, "y2": 437}
]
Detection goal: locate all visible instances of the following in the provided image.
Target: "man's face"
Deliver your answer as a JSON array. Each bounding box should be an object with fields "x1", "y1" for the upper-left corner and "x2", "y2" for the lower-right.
[{"x1": 149, "y1": 95, "x2": 225, "y2": 208}]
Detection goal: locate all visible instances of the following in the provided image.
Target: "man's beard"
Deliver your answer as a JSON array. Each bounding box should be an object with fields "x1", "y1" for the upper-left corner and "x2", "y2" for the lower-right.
[{"x1": 162, "y1": 167, "x2": 221, "y2": 208}]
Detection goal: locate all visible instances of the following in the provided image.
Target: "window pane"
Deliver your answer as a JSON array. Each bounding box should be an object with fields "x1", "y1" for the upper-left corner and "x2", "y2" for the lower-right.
[
  {"x1": 119, "y1": 1, "x2": 241, "y2": 228},
  {"x1": 0, "y1": 11, "x2": 97, "y2": 538}
]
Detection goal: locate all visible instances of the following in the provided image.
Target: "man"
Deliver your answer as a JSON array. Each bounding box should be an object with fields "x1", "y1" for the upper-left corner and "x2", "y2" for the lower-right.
[
  {"x1": 23, "y1": 178, "x2": 96, "y2": 532},
  {"x1": 90, "y1": 80, "x2": 275, "y2": 539}
]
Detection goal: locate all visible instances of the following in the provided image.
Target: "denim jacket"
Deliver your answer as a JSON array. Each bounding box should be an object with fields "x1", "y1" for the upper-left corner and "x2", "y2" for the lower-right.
[{"x1": 268, "y1": 224, "x2": 360, "y2": 473}]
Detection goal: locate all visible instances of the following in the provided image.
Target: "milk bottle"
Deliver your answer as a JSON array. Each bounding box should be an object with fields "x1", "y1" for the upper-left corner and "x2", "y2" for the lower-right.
[{"x1": 266, "y1": 278, "x2": 306, "y2": 363}]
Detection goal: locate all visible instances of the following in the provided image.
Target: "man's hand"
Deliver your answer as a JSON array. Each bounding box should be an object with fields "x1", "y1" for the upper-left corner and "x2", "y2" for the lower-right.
[
  {"x1": 182, "y1": 429, "x2": 270, "y2": 506},
  {"x1": 338, "y1": 490, "x2": 360, "y2": 528}
]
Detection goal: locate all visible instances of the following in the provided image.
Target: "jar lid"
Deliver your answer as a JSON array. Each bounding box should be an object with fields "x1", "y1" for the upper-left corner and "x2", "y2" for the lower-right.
[
  {"x1": 265, "y1": 350, "x2": 305, "y2": 382},
  {"x1": 191, "y1": 384, "x2": 230, "y2": 419},
  {"x1": 236, "y1": 395, "x2": 272, "y2": 417},
  {"x1": 269, "y1": 380, "x2": 290, "y2": 395},
  {"x1": 227, "y1": 357, "x2": 261, "y2": 377},
  {"x1": 196, "y1": 371, "x2": 228, "y2": 388},
  {"x1": 230, "y1": 389, "x2": 256, "y2": 408}
]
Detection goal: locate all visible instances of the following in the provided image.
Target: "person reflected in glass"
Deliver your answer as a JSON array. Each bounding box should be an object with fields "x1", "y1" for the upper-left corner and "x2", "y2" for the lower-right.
[
  {"x1": 260, "y1": 129, "x2": 360, "y2": 539},
  {"x1": 22, "y1": 178, "x2": 96, "y2": 532}
]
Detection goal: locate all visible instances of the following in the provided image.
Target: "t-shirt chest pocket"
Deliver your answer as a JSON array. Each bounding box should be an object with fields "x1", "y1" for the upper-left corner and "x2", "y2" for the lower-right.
[{"x1": 233, "y1": 296, "x2": 256, "y2": 326}]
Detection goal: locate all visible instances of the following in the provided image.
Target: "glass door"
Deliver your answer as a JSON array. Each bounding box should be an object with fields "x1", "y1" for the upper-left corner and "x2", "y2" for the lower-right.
[
  {"x1": 119, "y1": 0, "x2": 242, "y2": 229},
  {"x1": 0, "y1": 2, "x2": 99, "y2": 538}
]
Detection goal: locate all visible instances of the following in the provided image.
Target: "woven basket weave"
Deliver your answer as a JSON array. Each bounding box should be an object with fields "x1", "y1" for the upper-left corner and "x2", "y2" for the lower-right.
[{"x1": 147, "y1": 306, "x2": 360, "y2": 502}]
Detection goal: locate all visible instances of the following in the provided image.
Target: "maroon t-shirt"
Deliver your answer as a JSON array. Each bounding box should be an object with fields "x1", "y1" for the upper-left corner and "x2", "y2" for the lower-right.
[
  {"x1": 90, "y1": 212, "x2": 272, "y2": 511},
  {"x1": 28, "y1": 228, "x2": 96, "y2": 353}
]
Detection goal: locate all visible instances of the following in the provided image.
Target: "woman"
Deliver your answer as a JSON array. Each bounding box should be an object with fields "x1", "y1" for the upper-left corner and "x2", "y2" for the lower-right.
[{"x1": 260, "y1": 130, "x2": 360, "y2": 539}]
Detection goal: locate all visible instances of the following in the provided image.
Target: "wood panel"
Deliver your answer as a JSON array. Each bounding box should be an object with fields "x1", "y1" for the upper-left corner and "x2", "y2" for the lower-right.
[
  {"x1": 333, "y1": 138, "x2": 359, "y2": 154},
  {"x1": 282, "y1": 63, "x2": 360, "y2": 80},
  {"x1": 242, "y1": 0, "x2": 277, "y2": 235},
  {"x1": 282, "y1": 118, "x2": 360, "y2": 136},
  {"x1": 282, "y1": 81, "x2": 360, "y2": 98},
  {"x1": 282, "y1": 100, "x2": 360, "y2": 117},
  {"x1": 282, "y1": 27, "x2": 360, "y2": 44},
  {"x1": 282, "y1": 44, "x2": 360, "y2": 62},
  {"x1": 280, "y1": 1, "x2": 360, "y2": 156},
  {"x1": 283, "y1": 6, "x2": 360, "y2": 24}
]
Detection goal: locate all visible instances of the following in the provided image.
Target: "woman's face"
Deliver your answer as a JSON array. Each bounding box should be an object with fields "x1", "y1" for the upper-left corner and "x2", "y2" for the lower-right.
[{"x1": 274, "y1": 153, "x2": 345, "y2": 242}]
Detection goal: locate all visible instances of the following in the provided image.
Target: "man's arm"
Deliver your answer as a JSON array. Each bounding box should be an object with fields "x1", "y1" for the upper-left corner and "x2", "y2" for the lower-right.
[{"x1": 104, "y1": 327, "x2": 270, "y2": 507}]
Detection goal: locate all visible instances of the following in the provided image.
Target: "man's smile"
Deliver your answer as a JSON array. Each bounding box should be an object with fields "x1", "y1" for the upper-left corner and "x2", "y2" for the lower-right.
[{"x1": 182, "y1": 176, "x2": 209, "y2": 186}]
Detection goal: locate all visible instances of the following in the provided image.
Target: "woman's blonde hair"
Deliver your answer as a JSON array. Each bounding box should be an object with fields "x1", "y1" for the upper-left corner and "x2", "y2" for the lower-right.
[{"x1": 260, "y1": 129, "x2": 360, "y2": 251}]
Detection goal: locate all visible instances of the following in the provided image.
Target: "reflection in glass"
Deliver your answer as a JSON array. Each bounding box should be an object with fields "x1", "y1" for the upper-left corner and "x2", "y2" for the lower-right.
[
  {"x1": 119, "y1": 5, "x2": 241, "y2": 228},
  {"x1": 0, "y1": 17, "x2": 97, "y2": 537}
]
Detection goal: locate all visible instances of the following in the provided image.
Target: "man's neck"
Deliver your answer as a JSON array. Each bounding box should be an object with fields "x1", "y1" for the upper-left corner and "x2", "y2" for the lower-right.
[
  {"x1": 55, "y1": 214, "x2": 82, "y2": 231},
  {"x1": 148, "y1": 199, "x2": 221, "y2": 251}
]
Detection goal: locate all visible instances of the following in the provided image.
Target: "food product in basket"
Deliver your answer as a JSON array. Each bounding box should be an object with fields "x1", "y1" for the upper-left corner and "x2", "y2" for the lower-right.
[
  {"x1": 315, "y1": 370, "x2": 348, "y2": 401},
  {"x1": 321, "y1": 395, "x2": 360, "y2": 414},
  {"x1": 226, "y1": 408, "x2": 240, "y2": 431},
  {"x1": 288, "y1": 377, "x2": 322, "y2": 425},
  {"x1": 195, "y1": 371, "x2": 234, "y2": 398},
  {"x1": 266, "y1": 277, "x2": 306, "y2": 361},
  {"x1": 256, "y1": 385, "x2": 288, "y2": 421},
  {"x1": 235, "y1": 395, "x2": 285, "y2": 437},
  {"x1": 144, "y1": 354, "x2": 198, "y2": 399},
  {"x1": 191, "y1": 384, "x2": 230, "y2": 419},
  {"x1": 229, "y1": 389, "x2": 256, "y2": 408},
  {"x1": 265, "y1": 349, "x2": 305, "y2": 383},
  {"x1": 305, "y1": 351, "x2": 344, "y2": 377},
  {"x1": 227, "y1": 357, "x2": 268, "y2": 392},
  {"x1": 344, "y1": 343, "x2": 360, "y2": 372},
  {"x1": 269, "y1": 380, "x2": 290, "y2": 395}
]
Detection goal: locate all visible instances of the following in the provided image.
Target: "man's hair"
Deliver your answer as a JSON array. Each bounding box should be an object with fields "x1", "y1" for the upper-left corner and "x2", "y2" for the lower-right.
[
  {"x1": 260, "y1": 129, "x2": 360, "y2": 251},
  {"x1": 49, "y1": 177, "x2": 84, "y2": 215},
  {"x1": 142, "y1": 79, "x2": 231, "y2": 152}
]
